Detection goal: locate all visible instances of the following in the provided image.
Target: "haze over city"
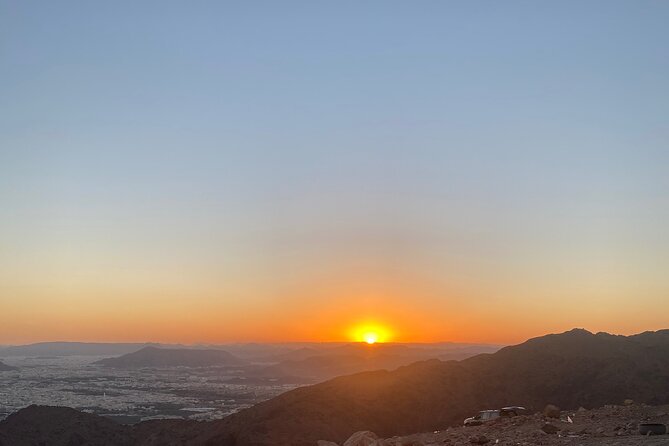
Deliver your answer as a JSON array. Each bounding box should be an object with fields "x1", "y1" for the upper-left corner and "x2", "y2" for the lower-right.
[{"x1": 2, "y1": 1, "x2": 668, "y2": 347}]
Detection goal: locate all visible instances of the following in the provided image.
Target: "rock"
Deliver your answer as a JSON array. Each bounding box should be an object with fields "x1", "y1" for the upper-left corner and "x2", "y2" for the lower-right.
[
  {"x1": 577, "y1": 406, "x2": 587, "y2": 412},
  {"x1": 318, "y1": 441, "x2": 340, "y2": 446},
  {"x1": 624, "y1": 399, "x2": 634, "y2": 405},
  {"x1": 468, "y1": 434, "x2": 489, "y2": 444},
  {"x1": 543, "y1": 404, "x2": 561, "y2": 418},
  {"x1": 541, "y1": 422, "x2": 559, "y2": 434},
  {"x1": 344, "y1": 431, "x2": 380, "y2": 446}
]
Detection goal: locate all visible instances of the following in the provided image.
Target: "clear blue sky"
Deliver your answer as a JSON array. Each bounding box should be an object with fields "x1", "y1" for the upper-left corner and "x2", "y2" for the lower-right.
[{"x1": 1, "y1": 1, "x2": 668, "y2": 343}]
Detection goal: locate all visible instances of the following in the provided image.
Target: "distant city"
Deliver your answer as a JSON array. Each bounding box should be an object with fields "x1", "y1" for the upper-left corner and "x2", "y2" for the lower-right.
[{"x1": 0, "y1": 341, "x2": 499, "y2": 423}]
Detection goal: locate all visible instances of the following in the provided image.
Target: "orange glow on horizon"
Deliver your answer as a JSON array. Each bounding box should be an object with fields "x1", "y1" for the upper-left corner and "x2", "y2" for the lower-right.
[{"x1": 3, "y1": 267, "x2": 668, "y2": 346}]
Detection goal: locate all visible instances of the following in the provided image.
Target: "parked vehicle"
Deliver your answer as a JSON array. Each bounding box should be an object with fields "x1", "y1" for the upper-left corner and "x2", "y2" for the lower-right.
[{"x1": 464, "y1": 406, "x2": 527, "y2": 426}]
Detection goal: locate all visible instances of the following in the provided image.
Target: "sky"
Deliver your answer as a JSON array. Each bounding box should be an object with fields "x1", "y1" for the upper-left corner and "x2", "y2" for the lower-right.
[{"x1": 1, "y1": 1, "x2": 668, "y2": 345}]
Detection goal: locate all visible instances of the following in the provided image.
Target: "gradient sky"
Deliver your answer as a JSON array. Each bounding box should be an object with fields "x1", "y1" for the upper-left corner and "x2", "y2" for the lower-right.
[{"x1": 1, "y1": 1, "x2": 668, "y2": 344}]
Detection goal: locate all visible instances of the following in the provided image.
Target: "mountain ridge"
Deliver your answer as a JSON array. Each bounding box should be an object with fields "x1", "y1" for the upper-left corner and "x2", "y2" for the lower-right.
[{"x1": 95, "y1": 346, "x2": 246, "y2": 368}]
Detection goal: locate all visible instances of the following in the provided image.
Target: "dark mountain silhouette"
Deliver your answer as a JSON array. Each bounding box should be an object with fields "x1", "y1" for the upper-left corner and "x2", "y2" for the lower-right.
[
  {"x1": 3, "y1": 329, "x2": 669, "y2": 446},
  {"x1": 0, "y1": 360, "x2": 16, "y2": 371},
  {"x1": 0, "y1": 405, "x2": 133, "y2": 446},
  {"x1": 95, "y1": 346, "x2": 246, "y2": 368}
]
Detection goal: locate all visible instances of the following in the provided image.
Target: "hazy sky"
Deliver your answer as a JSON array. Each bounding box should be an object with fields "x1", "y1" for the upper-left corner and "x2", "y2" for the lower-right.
[{"x1": 1, "y1": 1, "x2": 668, "y2": 344}]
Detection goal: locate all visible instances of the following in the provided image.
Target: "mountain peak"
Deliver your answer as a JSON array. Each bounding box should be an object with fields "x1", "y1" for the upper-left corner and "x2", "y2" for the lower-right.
[
  {"x1": 96, "y1": 347, "x2": 245, "y2": 368},
  {"x1": 564, "y1": 327, "x2": 594, "y2": 335}
]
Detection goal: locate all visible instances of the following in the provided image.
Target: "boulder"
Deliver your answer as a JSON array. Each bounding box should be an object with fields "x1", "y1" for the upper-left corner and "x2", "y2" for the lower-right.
[
  {"x1": 543, "y1": 404, "x2": 561, "y2": 418},
  {"x1": 343, "y1": 431, "x2": 380, "y2": 446}
]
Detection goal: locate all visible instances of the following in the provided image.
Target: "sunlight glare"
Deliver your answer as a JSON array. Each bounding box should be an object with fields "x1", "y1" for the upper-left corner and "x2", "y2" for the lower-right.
[
  {"x1": 364, "y1": 332, "x2": 378, "y2": 344},
  {"x1": 350, "y1": 322, "x2": 392, "y2": 344}
]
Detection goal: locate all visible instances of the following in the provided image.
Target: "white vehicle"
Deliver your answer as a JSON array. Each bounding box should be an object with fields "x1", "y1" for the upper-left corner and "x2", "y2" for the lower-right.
[{"x1": 464, "y1": 406, "x2": 526, "y2": 426}]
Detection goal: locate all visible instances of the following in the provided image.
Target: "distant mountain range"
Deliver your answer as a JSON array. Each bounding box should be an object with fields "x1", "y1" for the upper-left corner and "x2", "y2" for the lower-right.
[
  {"x1": 2, "y1": 329, "x2": 669, "y2": 445},
  {"x1": 95, "y1": 346, "x2": 247, "y2": 368},
  {"x1": 92, "y1": 343, "x2": 498, "y2": 378},
  {"x1": 0, "y1": 340, "x2": 498, "y2": 361},
  {"x1": 243, "y1": 342, "x2": 500, "y2": 381},
  {"x1": 0, "y1": 340, "x2": 500, "y2": 381},
  {"x1": 0, "y1": 342, "x2": 159, "y2": 357}
]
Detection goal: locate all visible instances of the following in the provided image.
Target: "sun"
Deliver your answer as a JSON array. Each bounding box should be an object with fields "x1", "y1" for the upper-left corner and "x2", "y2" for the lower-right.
[
  {"x1": 350, "y1": 323, "x2": 392, "y2": 344},
  {"x1": 363, "y1": 332, "x2": 379, "y2": 344}
]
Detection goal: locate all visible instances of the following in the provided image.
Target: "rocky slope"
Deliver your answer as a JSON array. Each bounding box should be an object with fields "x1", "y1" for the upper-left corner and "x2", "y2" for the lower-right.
[{"x1": 332, "y1": 402, "x2": 669, "y2": 446}]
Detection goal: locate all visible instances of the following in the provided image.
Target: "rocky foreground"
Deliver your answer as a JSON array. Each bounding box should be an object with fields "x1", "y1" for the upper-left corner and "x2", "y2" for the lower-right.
[{"x1": 324, "y1": 403, "x2": 669, "y2": 446}]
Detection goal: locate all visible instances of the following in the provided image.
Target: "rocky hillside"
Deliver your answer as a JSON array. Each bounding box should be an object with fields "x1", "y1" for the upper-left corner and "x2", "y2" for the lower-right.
[
  {"x1": 95, "y1": 346, "x2": 245, "y2": 368},
  {"x1": 2, "y1": 329, "x2": 669, "y2": 445},
  {"x1": 325, "y1": 402, "x2": 669, "y2": 446}
]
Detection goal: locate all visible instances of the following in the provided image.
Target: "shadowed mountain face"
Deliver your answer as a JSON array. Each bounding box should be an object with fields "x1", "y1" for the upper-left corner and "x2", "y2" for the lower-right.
[
  {"x1": 0, "y1": 405, "x2": 133, "y2": 446},
  {"x1": 2, "y1": 329, "x2": 669, "y2": 446},
  {"x1": 95, "y1": 346, "x2": 246, "y2": 368}
]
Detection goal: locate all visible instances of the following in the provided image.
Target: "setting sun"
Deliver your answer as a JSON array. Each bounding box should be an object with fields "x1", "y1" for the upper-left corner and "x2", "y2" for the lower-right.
[
  {"x1": 350, "y1": 322, "x2": 392, "y2": 344},
  {"x1": 363, "y1": 332, "x2": 379, "y2": 344}
]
